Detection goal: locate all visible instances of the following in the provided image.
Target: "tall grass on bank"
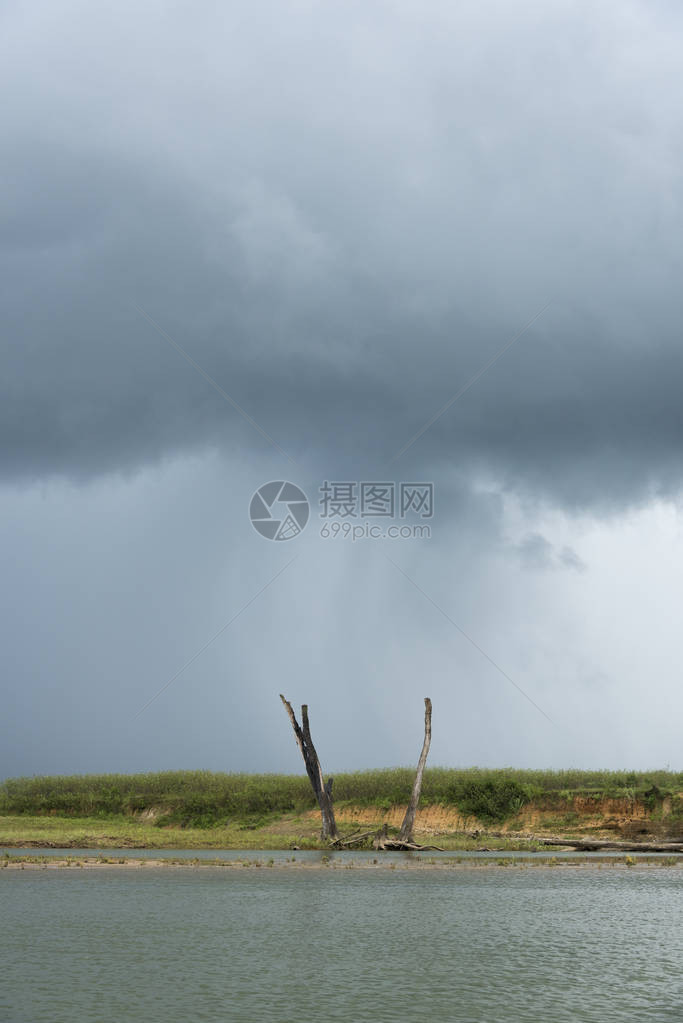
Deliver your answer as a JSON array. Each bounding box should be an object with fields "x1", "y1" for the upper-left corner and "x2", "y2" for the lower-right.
[{"x1": 1, "y1": 768, "x2": 681, "y2": 826}]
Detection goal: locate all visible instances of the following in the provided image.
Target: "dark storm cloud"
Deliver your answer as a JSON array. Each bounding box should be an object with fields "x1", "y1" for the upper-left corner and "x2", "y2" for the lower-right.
[{"x1": 3, "y1": 0, "x2": 683, "y2": 513}]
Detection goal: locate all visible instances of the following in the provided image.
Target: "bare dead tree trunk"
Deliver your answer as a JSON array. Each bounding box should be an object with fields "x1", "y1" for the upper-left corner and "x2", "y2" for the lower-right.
[
  {"x1": 280, "y1": 695, "x2": 339, "y2": 842},
  {"x1": 398, "y1": 697, "x2": 432, "y2": 843}
]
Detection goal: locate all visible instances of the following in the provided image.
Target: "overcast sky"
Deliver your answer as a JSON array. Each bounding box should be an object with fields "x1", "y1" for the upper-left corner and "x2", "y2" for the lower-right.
[{"x1": 2, "y1": 0, "x2": 683, "y2": 780}]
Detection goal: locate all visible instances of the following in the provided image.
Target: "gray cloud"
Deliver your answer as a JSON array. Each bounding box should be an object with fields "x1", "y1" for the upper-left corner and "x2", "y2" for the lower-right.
[
  {"x1": 515, "y1": 533, "x2": 586, "y2": 572},
  {"x1": 2, "y1": 0, "x2": 683, "y2": 513},
  {"x1": 2, "y1": 1, "x2": 683, "y2": 777}
]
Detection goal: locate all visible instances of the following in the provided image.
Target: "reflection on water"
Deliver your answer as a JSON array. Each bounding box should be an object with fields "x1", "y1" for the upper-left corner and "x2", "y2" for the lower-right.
[{"x1": 2, "y1": 867, "x2": 682, "y2": 1022}]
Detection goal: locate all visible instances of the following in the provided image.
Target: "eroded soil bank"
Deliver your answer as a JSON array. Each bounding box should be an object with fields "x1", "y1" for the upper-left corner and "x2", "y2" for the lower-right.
[
  {"x1": 1, "y1": 792, "x2": 681, "y2": 850},
  {"x1": 329, "y1": 793, "x2": 683, "y2": 842}
]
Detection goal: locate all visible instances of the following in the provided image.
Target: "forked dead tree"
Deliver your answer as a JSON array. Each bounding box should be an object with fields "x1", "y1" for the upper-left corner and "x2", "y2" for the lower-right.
[{"x1": 280, "y1": 695, "x2": 339, "y2": 842}]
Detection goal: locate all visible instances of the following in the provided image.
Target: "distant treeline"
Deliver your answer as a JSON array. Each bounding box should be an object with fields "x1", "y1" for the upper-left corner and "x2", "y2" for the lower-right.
[{"x1": 1, "y1": 768, "x2": 681, "y2": 826}]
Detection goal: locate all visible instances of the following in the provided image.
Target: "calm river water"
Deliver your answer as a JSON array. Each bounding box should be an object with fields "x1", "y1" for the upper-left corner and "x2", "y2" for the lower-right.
[{"x1": 1, "y1": 864, "x2": 681, "y2": 1022}]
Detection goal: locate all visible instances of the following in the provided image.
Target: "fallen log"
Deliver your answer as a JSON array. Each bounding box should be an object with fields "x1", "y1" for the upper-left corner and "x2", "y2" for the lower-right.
[
  {"x1": 377, "y1": 838, "x2": 444, "y2": 852},
  {"x1": 371, "y1": 823, "x2": 443, "y2": 852},
  {"x1": 332, "y1": 825, "x2": 444, "y2": 852},
  {"x1": 332, "y1": 830, "x2": 378, "y2": 848},
  {"x1": 538, "y1": 837, "x2": 683, "y2": 853}
]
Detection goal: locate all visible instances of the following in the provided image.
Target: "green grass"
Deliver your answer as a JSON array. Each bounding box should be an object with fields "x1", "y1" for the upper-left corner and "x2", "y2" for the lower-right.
[
  {"x1": 1, "y1": 768, "x2": 681, "y2": 826},
  {"x1": 0, "y1": 813, "x2": 325, "y2": 849},
  {"x1": 0, "y1": 812, "x2": 561, "y2": 851}
]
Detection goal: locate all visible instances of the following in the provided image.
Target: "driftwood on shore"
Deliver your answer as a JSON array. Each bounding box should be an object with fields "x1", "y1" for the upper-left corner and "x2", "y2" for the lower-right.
[
  {"x1": 372, "y1": 823, "x2": 443, "y2": 852},
  {"x1": 538, "y1": 837, "x2": 683, "y2": 853},
  {"x1": 331, "y1": 824, "x2": 443, "y2": 852}
]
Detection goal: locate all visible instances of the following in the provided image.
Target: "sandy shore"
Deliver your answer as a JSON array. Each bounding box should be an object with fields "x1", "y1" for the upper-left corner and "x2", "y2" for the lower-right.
[{"x1": 3, "y1": 854, "x2": 682, "y2": 871}]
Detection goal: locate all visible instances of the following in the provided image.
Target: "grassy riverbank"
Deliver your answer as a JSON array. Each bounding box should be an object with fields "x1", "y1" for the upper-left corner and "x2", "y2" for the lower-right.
[
  {"x1": 0, "y1": 813, "x2": 553, "y2": 851},
  {"x1": 3, "y1": 767, "x2": 682, "y2": 819},
  {"x1": 1, "y1": 768, "x2": 681, "y2": 849}
]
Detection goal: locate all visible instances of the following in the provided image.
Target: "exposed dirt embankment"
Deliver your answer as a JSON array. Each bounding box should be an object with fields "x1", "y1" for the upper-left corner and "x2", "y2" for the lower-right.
[
  {"x1": 321, "y1": 794, "x2": 683, "y2": 839},
  {"x1": 330, "y1": 805, "x2": 470, "y2": 833}
]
